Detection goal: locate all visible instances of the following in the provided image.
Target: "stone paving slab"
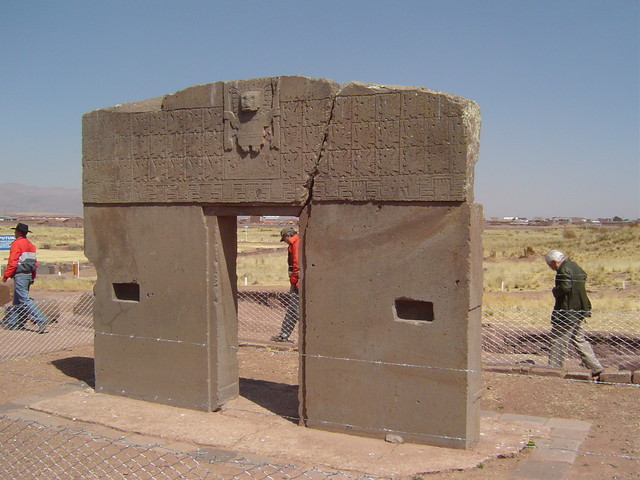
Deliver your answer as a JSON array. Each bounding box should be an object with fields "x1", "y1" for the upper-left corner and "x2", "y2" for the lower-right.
[
  {"x1": 17, "y1": 387, "x2": 549, "y2": 477},
  {"x1": 0, "y1": 385, "x2": 595, "y2": 479},
  {"x1": 529, "y1": 438, "x2": 581, "y2": 464},
  {"x1": 508, "y1": 460, "x2": 572, "y2": 480}
]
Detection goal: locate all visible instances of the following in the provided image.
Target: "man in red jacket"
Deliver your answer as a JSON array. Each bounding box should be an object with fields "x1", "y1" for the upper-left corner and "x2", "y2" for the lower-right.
[
  {"x1": 271, "y1": 227, "x2": 300, "y2": 342},
  {"x1": 2, "y1": 223, "x2": 49, "y2": 332}
]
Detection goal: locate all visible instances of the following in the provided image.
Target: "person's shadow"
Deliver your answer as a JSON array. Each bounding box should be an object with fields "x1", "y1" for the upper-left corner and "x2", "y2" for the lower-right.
[{"x1": 239, "y1": 378, "x2": 299, "y2": 423}]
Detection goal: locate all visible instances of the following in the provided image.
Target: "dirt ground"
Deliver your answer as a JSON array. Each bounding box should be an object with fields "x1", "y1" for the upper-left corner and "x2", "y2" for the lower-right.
[{"x1": 0, "y1": 343, "x2": 638, "y2": 479}]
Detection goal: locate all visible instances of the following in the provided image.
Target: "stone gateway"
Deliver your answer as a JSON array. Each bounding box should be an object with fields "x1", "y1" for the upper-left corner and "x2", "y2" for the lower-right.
[{"x1": 83, "y1": 76, "x2": 483, "y2": 449}]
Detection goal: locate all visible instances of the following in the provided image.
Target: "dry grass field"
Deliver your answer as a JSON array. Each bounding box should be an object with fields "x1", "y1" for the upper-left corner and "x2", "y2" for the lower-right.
[
  {"x1": 483, "y1": 223, "x2": 639, "y2": 311},
  {"x1": 7, "y1": 223, "x2": 639, "y2": 311}
]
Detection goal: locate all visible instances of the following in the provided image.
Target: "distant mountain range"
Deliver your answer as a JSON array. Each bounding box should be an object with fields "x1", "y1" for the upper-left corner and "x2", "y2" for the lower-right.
[{"x1": 0, "y1": 183, "x2": 82, "y2": 216}]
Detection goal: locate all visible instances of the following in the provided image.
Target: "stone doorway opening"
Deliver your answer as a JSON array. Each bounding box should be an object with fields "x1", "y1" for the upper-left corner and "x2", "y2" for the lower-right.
[{"x1": 234, "y1": 214, "x2": 302, "y2": 424}]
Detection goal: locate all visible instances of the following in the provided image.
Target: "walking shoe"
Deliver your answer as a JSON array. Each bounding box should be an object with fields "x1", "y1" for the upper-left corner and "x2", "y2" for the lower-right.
[
  {"x1": 270, "y1": 334, "x2": 292, "y2": 343},
  {"x1": 37, "y1": 319, "x2": 50, "y2": 334}
]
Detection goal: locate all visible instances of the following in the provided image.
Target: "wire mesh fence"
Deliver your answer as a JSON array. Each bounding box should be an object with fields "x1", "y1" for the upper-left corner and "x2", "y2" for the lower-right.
[
  {"x1": 2, "y1": 290, "x2": 639, "y2": 376},
  {"x1": 0, "y1": 292, "x2": 93, "y2": 362},
  {"x1": 482, "y1": 308, "x2": 640, "y2": 376},
  {"x1": 1, "y1": 291, "x2": 639, "y2": 479},
  {"x1": 238, "y1": 289, "x2": 299, "y2": 345},
  {"x1": 0, "y1": 415, "x2": 375, "y2": 480}
]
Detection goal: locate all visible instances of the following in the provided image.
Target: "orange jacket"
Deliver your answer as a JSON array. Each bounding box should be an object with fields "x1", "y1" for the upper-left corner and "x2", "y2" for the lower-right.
[
  {"x1": 287, "y1": 233, "x2": 300, "y2": 289},
  {"x1": 3, "y1": 236, "x2": 38, "y2": 281}
]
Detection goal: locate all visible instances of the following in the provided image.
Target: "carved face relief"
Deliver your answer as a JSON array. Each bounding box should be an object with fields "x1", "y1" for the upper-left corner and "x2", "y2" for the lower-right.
[{"x1": 240, "y1": 91, "x2": 262, "y2": 112}]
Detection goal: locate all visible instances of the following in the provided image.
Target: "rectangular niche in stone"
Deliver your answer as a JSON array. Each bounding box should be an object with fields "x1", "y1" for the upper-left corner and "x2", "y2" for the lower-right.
[
  {"x1": 112, "y1": 282, "x2": 140, "y2": 302},
  {"x1": 394, "y1": 298, "x2": 435, "y2": 323}
]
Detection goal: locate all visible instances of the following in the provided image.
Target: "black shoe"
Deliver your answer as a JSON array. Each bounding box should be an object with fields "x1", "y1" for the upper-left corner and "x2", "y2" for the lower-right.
[
  {"x1": 4, "y1": 324, "x2": 26, "y2": 331},
  {"x1": 37, "y1": 319, "x2": 50, "y2": 334}
]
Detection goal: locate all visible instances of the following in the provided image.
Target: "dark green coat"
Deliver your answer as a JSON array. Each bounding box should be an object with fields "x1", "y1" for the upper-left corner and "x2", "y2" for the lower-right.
[{"x1": 551, "y1": 258, "x2": 592, "y2": 320}]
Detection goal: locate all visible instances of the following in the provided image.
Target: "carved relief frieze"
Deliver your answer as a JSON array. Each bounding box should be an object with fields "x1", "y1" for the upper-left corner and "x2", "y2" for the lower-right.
[
  {"x1": 82, "y1": 77, "x2": 478, "y2": 205},
  {"x1": 223, "y1": 153, "x2": 279, "y2": 180}
]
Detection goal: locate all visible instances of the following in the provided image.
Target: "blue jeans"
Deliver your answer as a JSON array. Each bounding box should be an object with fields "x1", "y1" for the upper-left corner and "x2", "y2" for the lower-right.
[{"x1": 4, "y1": 274, "x2": 48, "y2": 328}]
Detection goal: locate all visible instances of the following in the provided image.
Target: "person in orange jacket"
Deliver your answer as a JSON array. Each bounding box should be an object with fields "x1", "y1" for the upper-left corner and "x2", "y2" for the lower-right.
[
  {"x1": 2, "y1": 223, "x2": 49, "y2": 332},
  {"x1": 271, "y1": 227, "x2": 300, "y2": 342}
]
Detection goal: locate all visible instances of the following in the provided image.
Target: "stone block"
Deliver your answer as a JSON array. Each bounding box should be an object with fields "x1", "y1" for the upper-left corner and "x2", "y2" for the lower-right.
[
  {"x1": 546, "y1": 417, "x2": 592, "y2": 431},
  {"x1": 300, "y1": 202, "x2": 482, "y2": 448},
  {"x1": 314, "y1": 83, "x2": 480, "y2": 204},
  {"x1": 83, "y1": 77, "x2": 479, "y2": 207},
  {"x1": 83, "y1": 76, "x2": 340, "y2": 207},
  {"x1": 599, "y1": 371, "x2": 632, "y2": 384},
  {"x1": 530, "y1": 366, "x2": 565, "y2": 377},
  {"x1": 86, "y1": 205, "x2": 238, "y2": 411},
  {"x1": 632, "y1": 371, "x2": 640, "y2": 384},
  {"x1": 529, "y1": 437, "x2": 581, "y2": 463},
  {"x1": 513, "y1": 364, "x2": 533, "y2": 375},
  {"x1": 484, "y1": 365, "x2": 515, "y2": 374},
  {"x1": 564, "y1": 371, "x2": 592, "y2": 381}
]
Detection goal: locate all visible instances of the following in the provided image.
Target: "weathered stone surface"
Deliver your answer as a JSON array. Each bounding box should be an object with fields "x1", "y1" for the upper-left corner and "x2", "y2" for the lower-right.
[
  {"x1": 86, "y1": 205, "x2": 238, "y2": 411},
  {"x1": 82, "y1": 76, "x2": 479, "y2": 207},
  {"x1": 564, "y1": 371, "x2": 592, "y2": 381},
  {"x1": 599, "y1": 371, "x2": 632, "y2": 384},
  {"x1": 83, "y1": 76, "x2": 340, "y2": 207},
  {"x1": 300, "y1": 202, "x2": 483, "y2": 449},
  {"x1": 530, "y1": 367, "x2": 565, "y2": 377},
  {"x1": 315, "y1": 82, "x2": 480, "y2": 203}
]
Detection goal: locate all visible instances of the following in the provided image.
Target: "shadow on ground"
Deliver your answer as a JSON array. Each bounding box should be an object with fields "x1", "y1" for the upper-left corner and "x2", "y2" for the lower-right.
[
  {"x1": 51, "y1": 356, "x2": 95, "y2": 387},
  {"x1": 239, "y1": 377, "x2": 299, "y2": 422},
  {"x1": 48, "y1": 358, "x2": 298, "y2": 421}
]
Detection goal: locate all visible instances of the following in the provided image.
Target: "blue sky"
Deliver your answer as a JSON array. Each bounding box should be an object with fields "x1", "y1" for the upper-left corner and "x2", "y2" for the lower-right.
[{"x1": 1, "y1": 0, "x2": 638, "y2": 219}]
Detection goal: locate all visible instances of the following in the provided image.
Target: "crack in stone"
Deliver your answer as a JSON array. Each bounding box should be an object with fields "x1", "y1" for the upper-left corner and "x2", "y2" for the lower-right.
[{"x1": 302, "y1": 86, "x2": 341, "y2": 211}]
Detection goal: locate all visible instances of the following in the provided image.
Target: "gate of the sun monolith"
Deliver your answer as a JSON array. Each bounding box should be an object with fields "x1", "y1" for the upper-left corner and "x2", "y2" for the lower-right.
[{"x1": 83, "y1": 76, "x2": 482, "y2": 449}]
